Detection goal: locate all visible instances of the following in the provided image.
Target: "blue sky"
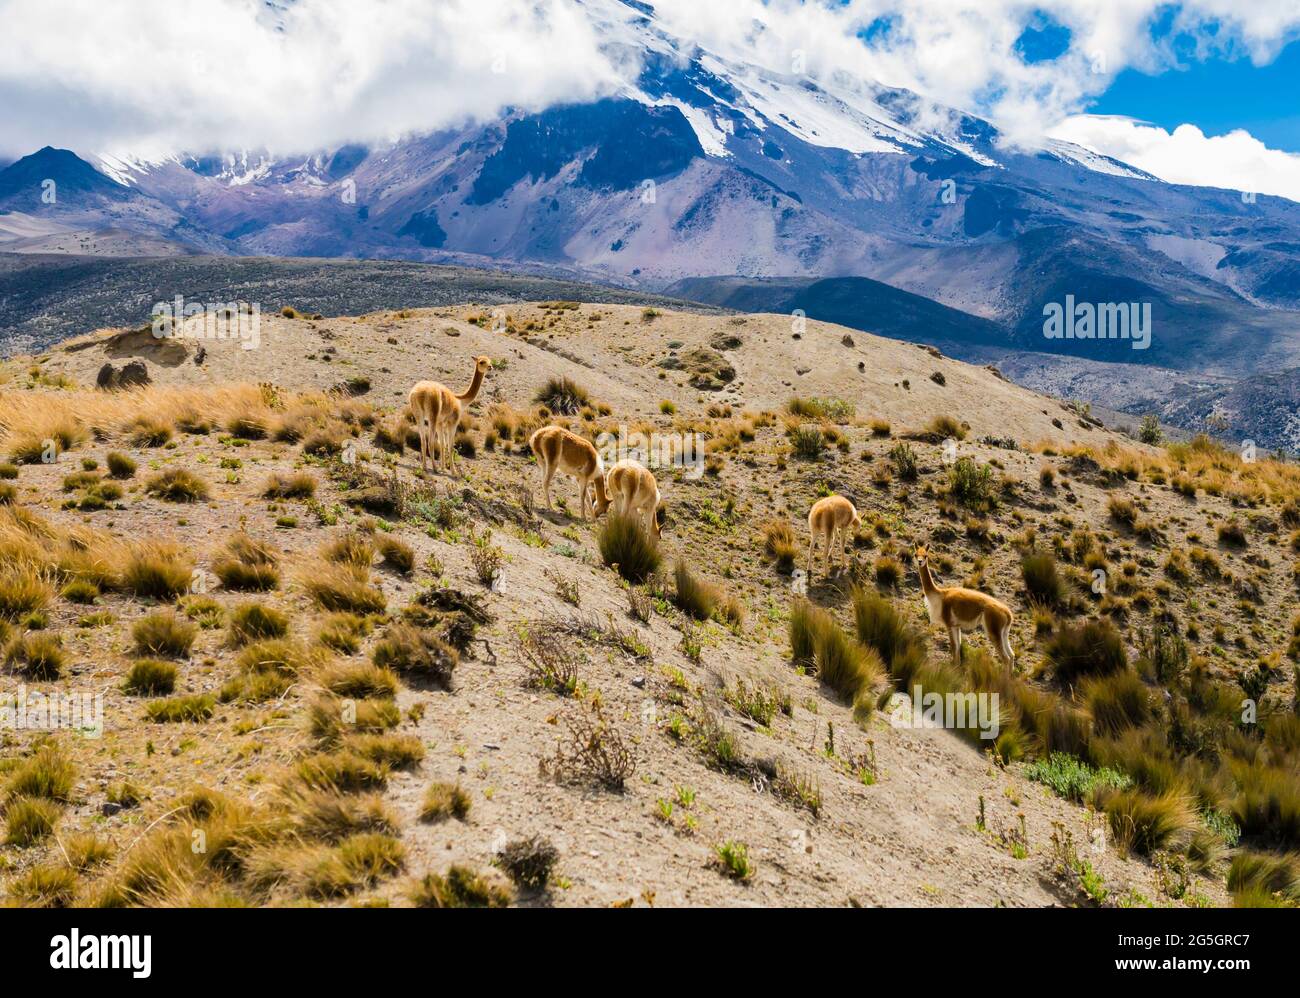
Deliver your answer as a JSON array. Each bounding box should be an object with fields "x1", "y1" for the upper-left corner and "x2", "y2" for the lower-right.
[
  {"x1": 1091, "y1": 39, "x2": 1300, "y2": 153},
  {"x1": 1011, "y1": 8, "x2": 1300, "y2": 153}
]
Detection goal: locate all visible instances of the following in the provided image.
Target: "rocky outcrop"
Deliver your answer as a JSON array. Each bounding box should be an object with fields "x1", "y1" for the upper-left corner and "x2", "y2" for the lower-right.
[{"x1": 95, "y1": 360, "x2": 151, "y2": 390}]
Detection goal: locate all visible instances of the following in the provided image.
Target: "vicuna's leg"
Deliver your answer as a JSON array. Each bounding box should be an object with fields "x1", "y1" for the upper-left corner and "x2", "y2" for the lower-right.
[
  {"x1": 806, "y1": 531, "x2": 816, "y2": 576},
  {"x1": 541, "y1": 461, "x2": 555, "y2": 510},
  {"x1": 416, "y1": 419, "x2": 427, "y2": 473},
  {"x1": 838, "y1": 525, "x2": 849, "y2": 571},
  {"x1": 824, "y1": 528, "x2": 833, "y2": 574},
  {"x1": 579, "y1": 477, "x2": 590, "y2": 520},
  {"x1": 990, "y1": 618, "x2": 1015, "y2": 670},
  {"x1": 948, "y1": 626, "x2": 962, "y2": 667}
]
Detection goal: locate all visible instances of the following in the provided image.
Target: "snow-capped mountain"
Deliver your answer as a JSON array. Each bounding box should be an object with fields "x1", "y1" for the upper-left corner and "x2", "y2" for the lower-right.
[{"x1": 4, "y1": 0, "x2": 1300, "y2": 380}]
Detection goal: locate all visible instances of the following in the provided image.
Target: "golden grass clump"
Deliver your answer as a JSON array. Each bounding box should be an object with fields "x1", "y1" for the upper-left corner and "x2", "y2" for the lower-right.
[
  {"x1": 227, "y1": 601, "x2": 290, "y2": 646},
  {"x1": 371, "y1": 624, "x2": 458, "y2": 688},
  {"x1": 299, "y1": 562, "x2": 386, "y2": 614},
  {"x1": 5, "y1": 632, "x2": 67, "y2": 680},
  {"x1": 420, "y1": 782, "x2": 472, "y2": 823},
  {"x1": 673, "y1": 560, "x2": 719, "y2": 621},
  {"x1": 132, "y1": 610, "x2": 198, "y2": 658},
  {"x1": 597, "y1": 510, "x2": 661, "y2": 583},
  {"x1": 145, "y1": 467, "x2": 210, "y2": 503},
  {"x1": 212, "y1": 532, "x2": 280, "y2": 592},
  {"x1": 262, "y1": 471, "x2": 316, "y2": 499},
  {"x1": 760, "y1": 519, "x2": 797, "y2": 574},
  {"x1": 123, "y1": 658, "x2": 178, "y2": 695},
  {"x1": 409, "y1": 865, "x2": 512, "y2": 908}
]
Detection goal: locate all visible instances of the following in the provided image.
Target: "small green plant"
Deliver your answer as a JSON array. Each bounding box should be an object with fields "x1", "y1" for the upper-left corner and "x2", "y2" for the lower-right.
[
  {"x1": 714, "y1": 840, "x2": 754, "y2": 881},
  {"x1": 1024, "y1": 753, "x2": 1132, "y2": 803},
  {"x1": 790, "y1": 425, "x2": 826, "y2": 459},
  {"x1": 948, "y1": 457, "x2": 994, "y2": 509},
  {"x1": 888, "y1": 442, "x2": 918, "y2": 480}
]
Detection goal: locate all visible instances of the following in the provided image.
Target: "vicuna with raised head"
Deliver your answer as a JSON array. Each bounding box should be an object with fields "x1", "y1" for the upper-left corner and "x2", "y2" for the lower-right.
[
  {"x1": 408, "y1": 355, "x2": 492, "y2": 474},
  {"x1": 916, "y1": 545, "x2": 1016, "y2": 669}
]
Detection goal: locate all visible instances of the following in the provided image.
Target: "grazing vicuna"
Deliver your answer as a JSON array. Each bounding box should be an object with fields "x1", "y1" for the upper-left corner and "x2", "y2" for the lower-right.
[
  {"x1": 915, "y1": 545, "x2": 1016, "y2": 670},
  {"x1": 408, "y1": 355, "x2": 492, "y2": 475},
  {"x1": 528, "y1": 425, "x2": 609, "y2": 520},
  {"x1": 807, "y1": 495, "x2": 860, "y2": 576},
  {"x1": 593, "y1": 458, "x2": 663, "y2": 538}
]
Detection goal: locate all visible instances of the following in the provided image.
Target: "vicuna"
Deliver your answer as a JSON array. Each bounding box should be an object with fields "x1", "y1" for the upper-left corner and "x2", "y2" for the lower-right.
[
  {"x1": 408, "y1": 355, "x2": 492, "y2": 475},
  {"x1": 916, "y1": 545, "x2": 1015, "y2": 669},
  {"x1": 528, "y1": 425, "x2": 609, "y2": 520}
]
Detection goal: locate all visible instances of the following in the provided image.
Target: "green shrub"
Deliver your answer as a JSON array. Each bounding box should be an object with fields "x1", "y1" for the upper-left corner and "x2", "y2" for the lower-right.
[
  {"x1": 888, "y1": 442, "x2": 918, "y2": 480},
  {"x1": 789, "y1": 425, "x2": 826, "y2": 459},
  {"x1": 1024, "y1": 752, "x2": 1132, "y2": 803},
  {"x1": 948, "y1": 457, "x2": 994, "y2": 508}
]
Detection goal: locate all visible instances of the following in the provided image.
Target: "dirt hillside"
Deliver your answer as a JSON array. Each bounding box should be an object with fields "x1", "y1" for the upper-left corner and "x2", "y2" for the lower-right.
[{"x1": 2, "y1": 300, "x2": 1295, "y2": 908}]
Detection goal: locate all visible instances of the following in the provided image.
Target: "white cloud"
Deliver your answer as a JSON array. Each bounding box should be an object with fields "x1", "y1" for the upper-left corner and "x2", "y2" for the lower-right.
[
  {"x1": 0, "y1": 0, "x2": 628, "y2": 158},
  {"x1": 1049, "y1": 115, "x2": 1300, "y2": 203}
]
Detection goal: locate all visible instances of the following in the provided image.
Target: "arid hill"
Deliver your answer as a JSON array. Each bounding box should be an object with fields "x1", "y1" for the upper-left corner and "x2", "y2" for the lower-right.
[{"x1": 1, "y1": 300, "x2": 1296, "y2": 908}]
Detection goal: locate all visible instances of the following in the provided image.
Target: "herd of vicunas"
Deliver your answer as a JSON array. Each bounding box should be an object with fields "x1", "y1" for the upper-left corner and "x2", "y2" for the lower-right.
[{"x1": 408, "y1": 354, "x2": 1017, "y2": 671}]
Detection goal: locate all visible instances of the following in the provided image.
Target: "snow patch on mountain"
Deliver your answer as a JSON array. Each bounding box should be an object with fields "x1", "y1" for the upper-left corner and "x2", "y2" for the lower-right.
[{"x1": 1044, "y1": 139, "x2": 1154, "y2": 181}]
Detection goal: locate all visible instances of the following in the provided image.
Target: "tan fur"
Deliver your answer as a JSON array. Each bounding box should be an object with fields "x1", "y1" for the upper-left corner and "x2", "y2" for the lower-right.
[
  {"x1": 807, "y1": 495, "x2": 861, "y2": 577},
  {"x1": 594, "y1": 458, "x2": 663, "y2": 538},
  {"x1": 528, "y1": 425, "x2": 609, "y2": 520},
  {"x1": 915, "y1": 545, "x2": 1016, "y2": 670},
  {"x1": 408, "y1": 355, "x2": 492, "y2": 475}
]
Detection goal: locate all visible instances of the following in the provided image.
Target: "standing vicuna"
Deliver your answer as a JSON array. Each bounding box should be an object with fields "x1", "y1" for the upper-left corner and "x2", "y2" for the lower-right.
[
  {"x1": 408, "y1": 355, "x2": 492, "y2": 475},
  {"x1": 806, "y1": 494, "x2": 860, "y2": 577},
  {"x1": 593, "y1": 458, "x2": 663, "y2": 537},
  {"x1": 528, "y1": 425, "x2": 609, "y2": 520},
  {"x1": 915, "y1": 545, "x2": 1016, "y2": 670}
]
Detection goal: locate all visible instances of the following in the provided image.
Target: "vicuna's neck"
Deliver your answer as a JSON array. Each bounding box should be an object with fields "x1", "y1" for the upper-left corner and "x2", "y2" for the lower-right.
[
  {"x1": 458, "y1": 366, "x2": 485, "y2": 403},
  {"x1": 593, "y1": 472, "x2": 610, "y2": 505},
  {"x1": 918, "y1": 561, "x2": 940, "y2": 596}
]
